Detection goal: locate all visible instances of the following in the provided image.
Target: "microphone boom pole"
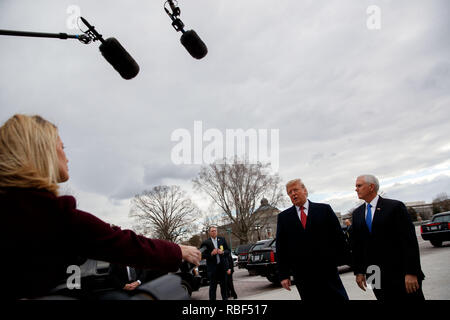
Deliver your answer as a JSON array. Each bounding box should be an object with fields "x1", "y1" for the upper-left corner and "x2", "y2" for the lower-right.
[
  {"x1": 0, "y1": 29, "x2": 86, "y2": 42},
  {"x1": 0, "y1": 17, "x2": 139, "y2": 79}
]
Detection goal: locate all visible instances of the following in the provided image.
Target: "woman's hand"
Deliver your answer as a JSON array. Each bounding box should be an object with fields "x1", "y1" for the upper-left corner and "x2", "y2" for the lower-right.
[{"x1": 179, "y1": 244, "x2": 202, "y2": 266}]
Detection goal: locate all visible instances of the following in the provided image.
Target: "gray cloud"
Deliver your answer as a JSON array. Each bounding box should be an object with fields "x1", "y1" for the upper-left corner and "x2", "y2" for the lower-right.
[
  {"x1": 384, "y1": 175, "x2": 450, "y2": 203},
  {"x1": 1, "y1": 0, "x2": 449, "y2": 224},
  {"x1": 325, "y1": 174, "x2": 450, "y2": 215},
  {"x1": 143, "y1": 163, "x2": 200, "y2": 187}
]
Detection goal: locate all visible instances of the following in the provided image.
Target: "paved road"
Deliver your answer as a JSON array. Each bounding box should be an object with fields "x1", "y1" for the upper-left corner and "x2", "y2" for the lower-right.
[
  {"x1": 191, "y1": 267, "x2": 280, "y2": 300},
  {"x1": 192, "y1": 226, "x2": 450, "y2": 300}
]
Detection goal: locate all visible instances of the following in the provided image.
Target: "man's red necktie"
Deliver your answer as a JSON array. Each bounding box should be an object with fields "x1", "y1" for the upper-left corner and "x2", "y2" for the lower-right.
[{"x1": 300, "y1": 206, "x2": 307, "y2": 229}]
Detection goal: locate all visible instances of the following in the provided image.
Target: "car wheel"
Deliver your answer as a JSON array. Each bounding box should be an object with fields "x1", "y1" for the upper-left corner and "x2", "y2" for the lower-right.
[
  {"x1": 430, "y1": 240, "x2": 442, "y2": 247},
  {"x1": 181, "y1": 280, "x2": 192, "y2": 296}
]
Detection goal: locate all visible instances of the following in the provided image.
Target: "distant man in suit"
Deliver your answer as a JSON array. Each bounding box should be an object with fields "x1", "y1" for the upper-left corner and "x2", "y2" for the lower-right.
[
  {"x1": 201, "y1": 226, "x2": 230, "y2": 300},
  {"x1": 109, "y1": 264, "x2": 146, "y2": 292},
  {"x1": 343, "y1": 218, "x2": 353, "y2": 248},
  {"x1": 351, "y1": 174, "x2": 425, "y2": 301},
  {"x1": 276, "y1": 179, "x2": 350, "y2": 300}
]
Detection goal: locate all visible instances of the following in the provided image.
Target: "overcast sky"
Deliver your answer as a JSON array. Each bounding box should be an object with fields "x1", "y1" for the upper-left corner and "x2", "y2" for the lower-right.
[{"x1": 1, "y1": 0, "x2": 449, "y2": 230}]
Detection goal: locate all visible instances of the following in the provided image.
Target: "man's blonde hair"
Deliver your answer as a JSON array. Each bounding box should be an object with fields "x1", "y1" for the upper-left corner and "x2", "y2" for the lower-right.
[
  {"x1": 285, "y1": 178, "x2": 304, "y2": 190},
  {"x1": 0, "y1": 114, "x2": 61, "y2": 195}
]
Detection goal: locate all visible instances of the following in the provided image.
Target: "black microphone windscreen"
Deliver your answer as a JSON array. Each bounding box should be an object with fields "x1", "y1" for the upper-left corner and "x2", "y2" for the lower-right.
[
  {"x1": 180, "y1": 30, "x2": 208, "y2": 60},
  {"x1": 99, "y1": 37, "x2": 140, "y2": 80}
]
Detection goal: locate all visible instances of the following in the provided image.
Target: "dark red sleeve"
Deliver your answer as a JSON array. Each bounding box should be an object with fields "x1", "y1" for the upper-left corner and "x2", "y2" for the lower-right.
[{"x1": 57, "y1": 195, "x2": 182, "y2": 272}]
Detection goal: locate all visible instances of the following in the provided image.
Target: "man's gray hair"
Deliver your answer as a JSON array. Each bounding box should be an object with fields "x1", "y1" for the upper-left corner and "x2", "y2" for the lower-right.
[{"x1": 359, "y1": 174, "x2": 379, "y2": 192}]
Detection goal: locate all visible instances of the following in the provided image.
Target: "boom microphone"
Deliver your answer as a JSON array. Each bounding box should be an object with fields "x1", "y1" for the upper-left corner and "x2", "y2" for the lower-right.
[
  {"x1": 180, "y1": 30, "x2": 207, "y2": 60},
  {"x1": 80, "y1": 17, "x2": 139, "y2": 80},
  {"x1": 164, "y1": 0, "x2": 208, "y2": 60},
  {"x1": 0, "y1": 17, "x2": 139, "y2": 80},
  {"x1": 99, "y1": 37, "x2": 140, "y2": 80}
]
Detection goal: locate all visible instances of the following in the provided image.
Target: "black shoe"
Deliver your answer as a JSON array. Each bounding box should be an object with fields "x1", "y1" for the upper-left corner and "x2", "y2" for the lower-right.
[{"x1": 233, "y1": 295, "x2": 238, "y2": 299}]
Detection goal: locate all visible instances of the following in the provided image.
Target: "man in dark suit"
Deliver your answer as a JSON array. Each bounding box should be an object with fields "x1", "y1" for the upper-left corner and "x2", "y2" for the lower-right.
[
  {"x1": 351, "y1": 174, "x2": 425, "y2": 301},
  {"x1": 109, "y1": 263, "x2": 146, "y2": 292},
  {"x1": 200, "y1": 226, "x2": 230, "y2": 300},
  {"x1": 276, "y1": 179, "x2": 350, "y2": 300}
]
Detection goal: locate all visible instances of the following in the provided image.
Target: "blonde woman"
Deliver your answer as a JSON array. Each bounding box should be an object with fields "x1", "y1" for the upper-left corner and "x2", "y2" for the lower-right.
[{"x1": 0, "y1": 114, "x2": 201, "y2": 299}]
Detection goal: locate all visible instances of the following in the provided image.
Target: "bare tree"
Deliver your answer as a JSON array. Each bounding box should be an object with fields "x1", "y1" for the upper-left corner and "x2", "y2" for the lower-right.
[
  {"x1": 407, "y1": 206, "x2": 418, "y2": 222},
  {"x1": 193, "y1": 158, "x2": 285, "y2": 244},
  {"x1": 195, "y1": 210, "x2": 224, "y2": 241},
  {"x1": 432, "y1": 192, "x2": 450, "y2": 214},
  {"x1": 130, "y1": 185, "x2": 200, "y2": 243},
  {"x1": 202, "y1": 203, "x2": 225, "y2": 226}
]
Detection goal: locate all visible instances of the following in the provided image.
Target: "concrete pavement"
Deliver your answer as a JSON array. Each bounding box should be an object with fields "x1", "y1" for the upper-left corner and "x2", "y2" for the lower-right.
[{"x1": 241, "y1": 268, "x2": 377, "y2": 300}]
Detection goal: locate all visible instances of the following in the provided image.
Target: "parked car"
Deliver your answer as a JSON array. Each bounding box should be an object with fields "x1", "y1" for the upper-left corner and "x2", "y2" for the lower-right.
[
  {"x1": 43, "y1": 259, "x2": 192, "y2": 299},
  {"x1": 246, "y1": 239, "x2": 275, "y2": 277},
  {"x1": 197, "y1": 259, "x2": 209, "y2": 286},
  {"x1": 231, "y1": 252, "x2": 238, "y2": 267},
  {"x1": 175, "y1": 262, "x2": 202, "y2": 296},
  {"x1": 94, "y1": 259, "x2": 201, "y2": 297},
  {"x1": 235, "y1": 243, "x2": 255, "y2": 269},
  {"x1": 105, "y1": 260, "x2": 202, "y2": 297},
  {"x1": 421, "y1": 211, "x2": 450, "y2": 247}
]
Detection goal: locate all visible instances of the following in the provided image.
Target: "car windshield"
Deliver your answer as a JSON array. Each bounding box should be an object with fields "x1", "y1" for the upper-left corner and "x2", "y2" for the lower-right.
[
  {"x1": 432, "y1": 214, "x2": 450, "y2": 223},
  {"x1": 252, "y1": 241, "x2": 271, "y2": 251},
  {"x1": 236, "y1": 245, "x2": 252, "y2": 254}
]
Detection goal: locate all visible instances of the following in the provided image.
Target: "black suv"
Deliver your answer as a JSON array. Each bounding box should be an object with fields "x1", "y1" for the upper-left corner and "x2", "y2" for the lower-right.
[
  {"x1": 235, "y1": 243, "x2": 255, "y2": 269},
  {"x1": 246, "y1": 239, "x2": 277, "y2": 281}
]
